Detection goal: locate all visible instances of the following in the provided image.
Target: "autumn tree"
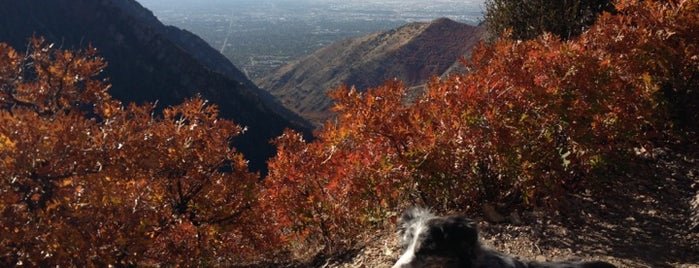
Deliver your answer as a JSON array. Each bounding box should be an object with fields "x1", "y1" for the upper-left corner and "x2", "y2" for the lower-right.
[{"x1": 0, "y1": 38, "x2": 272, "y2": 266}]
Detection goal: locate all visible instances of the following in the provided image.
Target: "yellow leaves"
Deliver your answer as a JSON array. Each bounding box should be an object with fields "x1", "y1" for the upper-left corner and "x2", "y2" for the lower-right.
[
  {"x1": 74, "y1": 185, "x2": 84, "y2": 195},
  {"x1": 147, "y1": 231, "x2": 157, "y2": 239},
  {"x1": 5, "y1": 45, "x2": 18, "y2": 60},
  {"x1": 641, "y1": 72, "x2": 656, "y2": 91},
  {"x1": 59, "y1": 178, "x2": 73, "y2": 187},
  {"x1": 0, "y1": 44, "x2": 19, "y2": 74},
  {"x1": 101, "y1": 105, "x2": 113, "y2": 117},
  {"x1": 45, "y1": 200, "x2": 61, "y2": 213},
  {"x1": 0, "y1": 133, "x2": 16, "y2": 150},
  {"x1": 613, "y1": 0, "x2": 639, "y2": 11}
]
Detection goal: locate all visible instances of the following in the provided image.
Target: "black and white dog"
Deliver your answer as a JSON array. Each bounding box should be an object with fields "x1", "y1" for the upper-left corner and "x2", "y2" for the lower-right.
[{"x1": 393, "y1": 208, "x2": 616, "y2": 268}]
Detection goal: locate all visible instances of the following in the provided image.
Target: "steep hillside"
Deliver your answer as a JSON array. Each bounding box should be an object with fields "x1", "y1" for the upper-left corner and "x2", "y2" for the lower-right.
[
  {"x1": 258, "y1": 18, "x2": 485, "y2": 126},
  {"x1": 0, "y1": 0, "x2": 311, "y2": 173}
]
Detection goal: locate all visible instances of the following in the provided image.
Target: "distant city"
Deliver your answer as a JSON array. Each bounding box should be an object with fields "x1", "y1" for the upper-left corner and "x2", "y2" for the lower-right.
[{"x1": 137, "y1": 0, "x2": 484, "y2": 80}]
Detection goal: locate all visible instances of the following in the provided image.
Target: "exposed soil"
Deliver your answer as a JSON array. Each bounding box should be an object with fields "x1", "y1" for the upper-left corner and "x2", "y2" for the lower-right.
[{"x1": 315, "y1": 142, "x2": 699, "y2": 268}]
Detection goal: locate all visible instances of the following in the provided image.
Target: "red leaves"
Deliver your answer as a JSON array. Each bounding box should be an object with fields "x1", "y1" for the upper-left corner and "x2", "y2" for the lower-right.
[
  {"x1": 0, "y1": 38, "x2": 263, "y2": 266},
  {"x1": 259, "y1": 0, "x2": 699, "y2": 258},
  {"x1": 0, "y1": 38, "x2": 112, "y2": 116},
  {"x1": 2, "y1": 0, "x2": 699, "y2": 264}
]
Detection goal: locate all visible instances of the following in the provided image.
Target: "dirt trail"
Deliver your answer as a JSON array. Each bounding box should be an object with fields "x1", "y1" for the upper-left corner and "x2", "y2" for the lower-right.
[{"x1": 321, "y1": 143, "x2": 699, "y2": 268}]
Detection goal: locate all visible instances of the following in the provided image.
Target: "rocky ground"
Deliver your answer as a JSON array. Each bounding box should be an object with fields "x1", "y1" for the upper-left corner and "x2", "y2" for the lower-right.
[{"x1": 316, "y1": 142, "x2": 699, "y2": 268}]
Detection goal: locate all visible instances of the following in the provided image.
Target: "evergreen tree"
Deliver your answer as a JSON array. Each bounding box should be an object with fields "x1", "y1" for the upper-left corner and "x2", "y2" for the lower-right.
[{"x1": 484, "y1": 0, "x2": 614, "y2": 40}]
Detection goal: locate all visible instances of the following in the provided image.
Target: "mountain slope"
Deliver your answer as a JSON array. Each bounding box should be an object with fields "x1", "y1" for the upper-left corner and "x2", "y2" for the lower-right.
[
  {"x1": 258, "y1": 18, "x2": 485, "y2": 126},
  {"x1": 0, "y1": 0, "x2": 311, "y2": 173}
]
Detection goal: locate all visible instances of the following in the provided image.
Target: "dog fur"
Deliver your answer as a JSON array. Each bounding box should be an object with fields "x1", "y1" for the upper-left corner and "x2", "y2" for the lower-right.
[{"x1": 393, "y1": 207, "x2": 616, "y2": 268}]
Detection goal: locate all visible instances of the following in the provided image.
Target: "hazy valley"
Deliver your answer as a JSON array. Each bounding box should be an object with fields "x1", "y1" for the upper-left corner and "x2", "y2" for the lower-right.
[
  {"x1": 137, "y1": 0, "x2": 486, "y2": 126},
  {"x1": 138, "y1": 0, "x2": 484, "y2": 80}
]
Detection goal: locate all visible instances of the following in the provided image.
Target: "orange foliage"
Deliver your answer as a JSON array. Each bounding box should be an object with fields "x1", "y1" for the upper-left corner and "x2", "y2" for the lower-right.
[
  {"x1": 259, "y1": 0, "x2": 699, "y2": 255},
  {"x1": 0, "y1": 38, "x2": 270, "y2": 266},
  {"x1": 1, "y1": 0, "x2": 698, "y2": 264}
]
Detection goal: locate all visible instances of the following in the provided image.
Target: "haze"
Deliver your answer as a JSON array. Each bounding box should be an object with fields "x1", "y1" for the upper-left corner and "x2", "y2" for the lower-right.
[{"x1": 137, "y1": 0, "x2": 484, "y2": 79}]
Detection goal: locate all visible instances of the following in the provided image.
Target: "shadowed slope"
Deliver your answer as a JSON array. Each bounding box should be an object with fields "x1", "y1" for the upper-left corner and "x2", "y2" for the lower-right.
[{"x1": 259, "y1": 18, "x2": 484, "y2": 126}]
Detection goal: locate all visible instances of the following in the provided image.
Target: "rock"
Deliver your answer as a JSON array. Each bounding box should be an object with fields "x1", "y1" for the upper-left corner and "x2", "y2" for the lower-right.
[
  {"x1": 483, "y1": 204, "x2": 507, "y2": 223},
  {"x1": 510, "y1": 211, "x2": 523, "y2": 225}
]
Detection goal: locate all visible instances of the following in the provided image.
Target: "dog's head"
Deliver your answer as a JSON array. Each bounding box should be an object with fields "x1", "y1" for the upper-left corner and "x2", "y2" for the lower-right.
[{"x1": 393, "y1": 208, "x2": 480, "y2": 268}]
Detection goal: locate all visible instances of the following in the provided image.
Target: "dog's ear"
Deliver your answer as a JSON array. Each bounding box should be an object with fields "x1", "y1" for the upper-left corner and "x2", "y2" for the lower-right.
[
  {"x1": 397, "y1": 207, "x2": 432, "y2": 233},
  {"x1": 398, "y1": 207, "x2": 430, "y2": 226}
]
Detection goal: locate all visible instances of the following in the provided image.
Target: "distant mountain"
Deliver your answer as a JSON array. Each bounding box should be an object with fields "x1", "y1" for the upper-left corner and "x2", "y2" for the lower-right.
[
  {"x1": 258, "y1": 18, "x2": 485, "y2": 126},
  {"x1": 0, "y1": 0, "x2": 312, "y2": 173}
]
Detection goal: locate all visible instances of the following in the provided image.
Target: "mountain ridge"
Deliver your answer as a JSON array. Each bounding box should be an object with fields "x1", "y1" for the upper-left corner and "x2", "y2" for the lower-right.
[
  {"x1": 258, "y1": 18, "x2": 485, "y2": 126},
  {"x1": 0, "y1": 0, "x2": 311, "y2": 173}
]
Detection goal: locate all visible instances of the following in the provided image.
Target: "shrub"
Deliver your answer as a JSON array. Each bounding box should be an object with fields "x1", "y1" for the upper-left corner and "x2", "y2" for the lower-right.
[
  {"x1": 259, "y1": 0, "x2": 699, "y2": 257},
  {"x1": 0, "y1": 38, "x2": 268, "y2": 266}
]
